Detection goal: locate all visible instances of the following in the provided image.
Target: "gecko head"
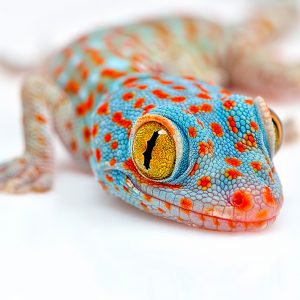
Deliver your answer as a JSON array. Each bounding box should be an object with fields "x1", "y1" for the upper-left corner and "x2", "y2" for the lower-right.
[
  {"x1": 91, "y1": 76, "x2": 283, "y2": 232},
  {"x1": 124, "y1": 94, "x2": 283, "y2": 232}
]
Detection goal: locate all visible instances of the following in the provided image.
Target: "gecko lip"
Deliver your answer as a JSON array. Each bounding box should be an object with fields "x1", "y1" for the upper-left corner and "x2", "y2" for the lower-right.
[{"x1": 126, "y1": 177, "x2": 280, "y2": 231}]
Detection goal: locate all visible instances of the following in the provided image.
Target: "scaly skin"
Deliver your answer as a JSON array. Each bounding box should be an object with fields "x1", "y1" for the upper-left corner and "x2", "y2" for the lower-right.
[{"x1": 0, "y1": 1, "x2": 297, "y2": 231}]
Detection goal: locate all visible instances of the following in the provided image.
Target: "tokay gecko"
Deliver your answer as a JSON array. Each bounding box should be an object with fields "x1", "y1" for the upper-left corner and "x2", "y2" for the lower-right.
[{"x1": 2, "y1": 0, "x2": 299, "y2": 231}]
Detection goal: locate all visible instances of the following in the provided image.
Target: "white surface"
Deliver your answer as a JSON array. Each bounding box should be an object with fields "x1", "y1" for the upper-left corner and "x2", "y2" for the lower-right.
[{"x1": 0, "y1": 1, "x2": 300, "y2": 299}]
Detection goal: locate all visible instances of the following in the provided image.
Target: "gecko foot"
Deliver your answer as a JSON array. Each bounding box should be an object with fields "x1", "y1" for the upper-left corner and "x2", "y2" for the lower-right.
[{"x1": 0, "y1": 154, "x2": 53, "y2": 194}]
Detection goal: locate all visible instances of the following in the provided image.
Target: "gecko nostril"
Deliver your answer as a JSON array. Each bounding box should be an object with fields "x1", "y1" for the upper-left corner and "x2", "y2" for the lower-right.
[{"x1": 230, "y1": 190, "x2": 253, "y2": 212}]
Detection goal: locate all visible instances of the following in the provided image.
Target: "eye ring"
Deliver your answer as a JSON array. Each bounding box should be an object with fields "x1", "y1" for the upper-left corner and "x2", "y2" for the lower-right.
[
  {"x1": 131, "y1": 115, "x2": 183, "y2": 181},
  {"x1": 270, "y1": 109, "x2": 283, "y2": 153}
]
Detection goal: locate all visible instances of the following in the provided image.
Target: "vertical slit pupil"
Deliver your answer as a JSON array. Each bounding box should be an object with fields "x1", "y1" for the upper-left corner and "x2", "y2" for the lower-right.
[{"x1": 143, "y1": 131, "x2": 159, "y2": 170}]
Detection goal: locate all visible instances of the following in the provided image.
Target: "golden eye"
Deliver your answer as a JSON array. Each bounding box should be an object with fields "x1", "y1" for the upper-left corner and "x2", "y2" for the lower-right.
[
  {"x1": 270, "y1": 109, "x2": 283, "y2": 153},
  {"x1": 132, "y1": 121, "x2": 176, "y2": 180}
]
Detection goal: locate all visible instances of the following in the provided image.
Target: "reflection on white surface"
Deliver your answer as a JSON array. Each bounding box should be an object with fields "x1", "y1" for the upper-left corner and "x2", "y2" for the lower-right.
[{"x1": 0, "y1": 0, "x2": 300, "y2": 299}]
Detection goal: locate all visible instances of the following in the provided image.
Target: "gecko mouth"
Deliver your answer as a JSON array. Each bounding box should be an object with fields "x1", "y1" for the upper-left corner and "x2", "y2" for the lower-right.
[{"x1": 126, "y1": 177, "x2": 278, "y2": 232}]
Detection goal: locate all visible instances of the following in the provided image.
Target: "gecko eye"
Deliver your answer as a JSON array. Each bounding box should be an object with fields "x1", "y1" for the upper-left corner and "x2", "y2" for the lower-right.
[
  {"x1": 270, "y1": 109, "x2": 283, "y2": 153},
  {"x1": 132, "y1": 117, "x2": 178, "y2": 181}
]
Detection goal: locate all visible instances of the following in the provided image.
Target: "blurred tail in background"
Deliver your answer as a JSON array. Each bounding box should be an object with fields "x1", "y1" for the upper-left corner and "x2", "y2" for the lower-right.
[{"x1": 228, "y1": 0, "x2": 300, "y2": 97}]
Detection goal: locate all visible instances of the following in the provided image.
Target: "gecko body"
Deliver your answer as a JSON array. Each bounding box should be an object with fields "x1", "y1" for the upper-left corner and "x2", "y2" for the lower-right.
[{"x1": 1, "y1": 1, "x2": 297, "y2": 231}]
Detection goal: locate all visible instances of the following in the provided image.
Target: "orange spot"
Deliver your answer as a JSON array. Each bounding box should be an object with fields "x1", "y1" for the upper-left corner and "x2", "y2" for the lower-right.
[
  {"x1": 143, "y1": 194, "x2": 152, "y2": 202},
  {"x1": 231, "y1": 190, "x2": 253, "y2": 211},
  {"x1": 65, "y1": 80, "x2": 80, "y2": 94},
  {"x1": 197, "y1": 119, "x2": 205, "y2": 129},
  {"x1": 244, "y1": 133, "x2": 256, "y2": 147},
  {"x1": 181, "y1": 208, "x2": 190, "y2": 215},
  {"x1": 134, "y1": 98, "x2": 145, "y2": 109},
  {"x1": 197, "y1": 93, "x2": 212, "y2": 100},
  {"x1": 198, "y1": 214, "x2": 206, "y2": 222},
  {"x1": 109, "y1": 158, "x2": 117, "y2": 166},
  {"x1": 210, "y1": 122, "x2": 224, "y2": 137},
  {"x1": 95, "y1": 148, "x2": 101, "y2": 162},
  {"x1": 197, "y1": 176, "x2": 212, "y2": 190},
  {"x1": 82, "y1": 126, "x2": 91, "y2": 143},
  {"x1": 213, "y1": 218, "x2": 220, "y2": 227},
  {"x1": 171, "y1": 96, "x2": 186, "y2": 102},
  {"x1": 250, "y1": 121, "x2": 259, "y2": 131},
  {"x1": 235, "y1": 142, "x2": 246, "y2": 153},
  {"x1": 189, "y1": 163, "x2": 199, "y2": 176},
  {"x1": 224, "y1": 157, "x2": 242, "y2": 167},
  {"x1": 85, "y1": 93, "x2": 94, "y2": 112},
  {"x1": 112, "y1": 112, "x2": 132, "y2": 129},
  {"x1": 111, "y1": 141, "x2": 119, "y2": 150},
  {"x1": 227, "y1": 116, "x2": 238, "y2": 134},
  {"x1": 199, "y1": 103, "x2": 213, "y2": 113},
  {"x1": 180, "y1": 197, "x2": 193, "y2": 210},
  {"x1": 164, "y1": 202, "x2": 171, "y2": 210},
  {"x1": 244, "y1": 99, "x2": 254, "y2": 105},
  {"x1": 101, "y1": 68, "x2": 126, "y2": 79},
  {"x1": 256, "y1": 209, "x2": 269, "y2": 220},
  {"x1": 81, "y1": 67, "x2": 89, "y2": 80},
  {"x1": 143, "y1": 104, "x2": 156, "y2": 114},
  {"x1": 35, "y1": 114, "x2": 47, "y2": 124},
  {"x1": 137, "y1": 84, "x2": 148, "y2": 90},
  {"x1": 173, "y1": 85, "x2": 186, "y2": 90},
  {"x1": 160, "y1": 79, "x2": 173, "y2": 85},
  {"x1": 97, "y1": 83, "x2": 105, "y2": 93},
  {"x1": 220, "y1": 89, "x2": 231, "y2": 96},
  {"x1": 224, "y1": 169, "x2": 242, "y2": 180},
  {"x1": 122, "y1": 92, "x2": 135, "y2": 101},
  {"x1": 193, "y1": 82, "x2": 208, "y2": 93},
  {"x1": 76, "y1": 96, "x2": 93, "y2": 120},
  {"x1": 85, "y1": 48, "x2": 105, "y2": 65},
  {"x1": 184, "y1": 75, "x2": 196, "y2": 81},
  {"x1": 92, "y1": 124, "x2": 99, "y2": 138},
  {"x1": 105, "y1": 175, "x2": 114, "y2": 182},
  {"x1": 157, "y1": 208, "x2": 165, "y2": 214},
  {"x1": 227, "y1": 220, "x2": 237, "y2": 229},
  {"x1": 70, "y1": 140, "x2": 78, "y2": 153},
  {"x1": 262, "y1": 186, "x2": 277, "y2": 207},
  {"x1": 223, "y1": 100, "x2": 236, "y2": 110},
  {"x1": 198, "y1": 140, "x2": 214, "y2": 156},
  {"x1": 188, "y1": 127, "x2": 197, "y2": 138},
  {"x1": 140, "y1": 202, "x2": 148, "y2": 210},
  {"x1": 152, "y1": 89, "x2": 169, "y2": 99},
  {"x1": 251, "y1": 161, "x2": 262, "y2": 172},
  {"x1": 104, "y1": 133, "x2": 112, "y2": 143},
  {"x1": 65, "y1": 121, "x2": 73, "y2": 131},
  {"x1": 97, "y1": 102, "x2": 109, "y2": 115},
  {"x1": 189, "y1": 105, "x2": 200, "y2": 114},
  {"x1": 123, "y1": 76, "x2": 138, "y2": 87}
]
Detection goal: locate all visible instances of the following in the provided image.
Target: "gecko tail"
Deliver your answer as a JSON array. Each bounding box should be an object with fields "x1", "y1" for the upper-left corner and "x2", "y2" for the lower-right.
[{"x1": 248, "y1": 0, "x2": 299, "y2": 40}]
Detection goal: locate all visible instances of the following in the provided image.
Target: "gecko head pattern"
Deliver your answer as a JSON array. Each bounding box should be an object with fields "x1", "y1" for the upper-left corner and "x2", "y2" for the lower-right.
[{"x1": 90, "y1": 74, "x2": 283, "y2": 232}]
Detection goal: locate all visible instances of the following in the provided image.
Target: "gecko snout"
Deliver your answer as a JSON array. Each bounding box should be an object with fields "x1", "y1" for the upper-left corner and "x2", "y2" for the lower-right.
[{"x1": 226, "y1": 185, "x2": 283, "y2": 228}]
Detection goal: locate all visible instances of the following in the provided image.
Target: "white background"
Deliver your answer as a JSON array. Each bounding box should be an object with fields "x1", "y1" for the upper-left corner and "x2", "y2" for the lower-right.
[{"x1": 0, "y1": 1, "x2": 300, "y2": 299}]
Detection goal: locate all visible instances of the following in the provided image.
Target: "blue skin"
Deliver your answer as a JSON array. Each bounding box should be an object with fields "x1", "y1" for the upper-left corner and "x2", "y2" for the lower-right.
[{"x1": 88, "y1": 74, "x2": 282, "y2": 231}]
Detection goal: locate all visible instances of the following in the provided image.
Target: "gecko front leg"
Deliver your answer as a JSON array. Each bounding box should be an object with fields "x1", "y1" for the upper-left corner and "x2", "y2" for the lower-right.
[{"x1": 0, "y1": 75, "x2": 68, "y2": 193}]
